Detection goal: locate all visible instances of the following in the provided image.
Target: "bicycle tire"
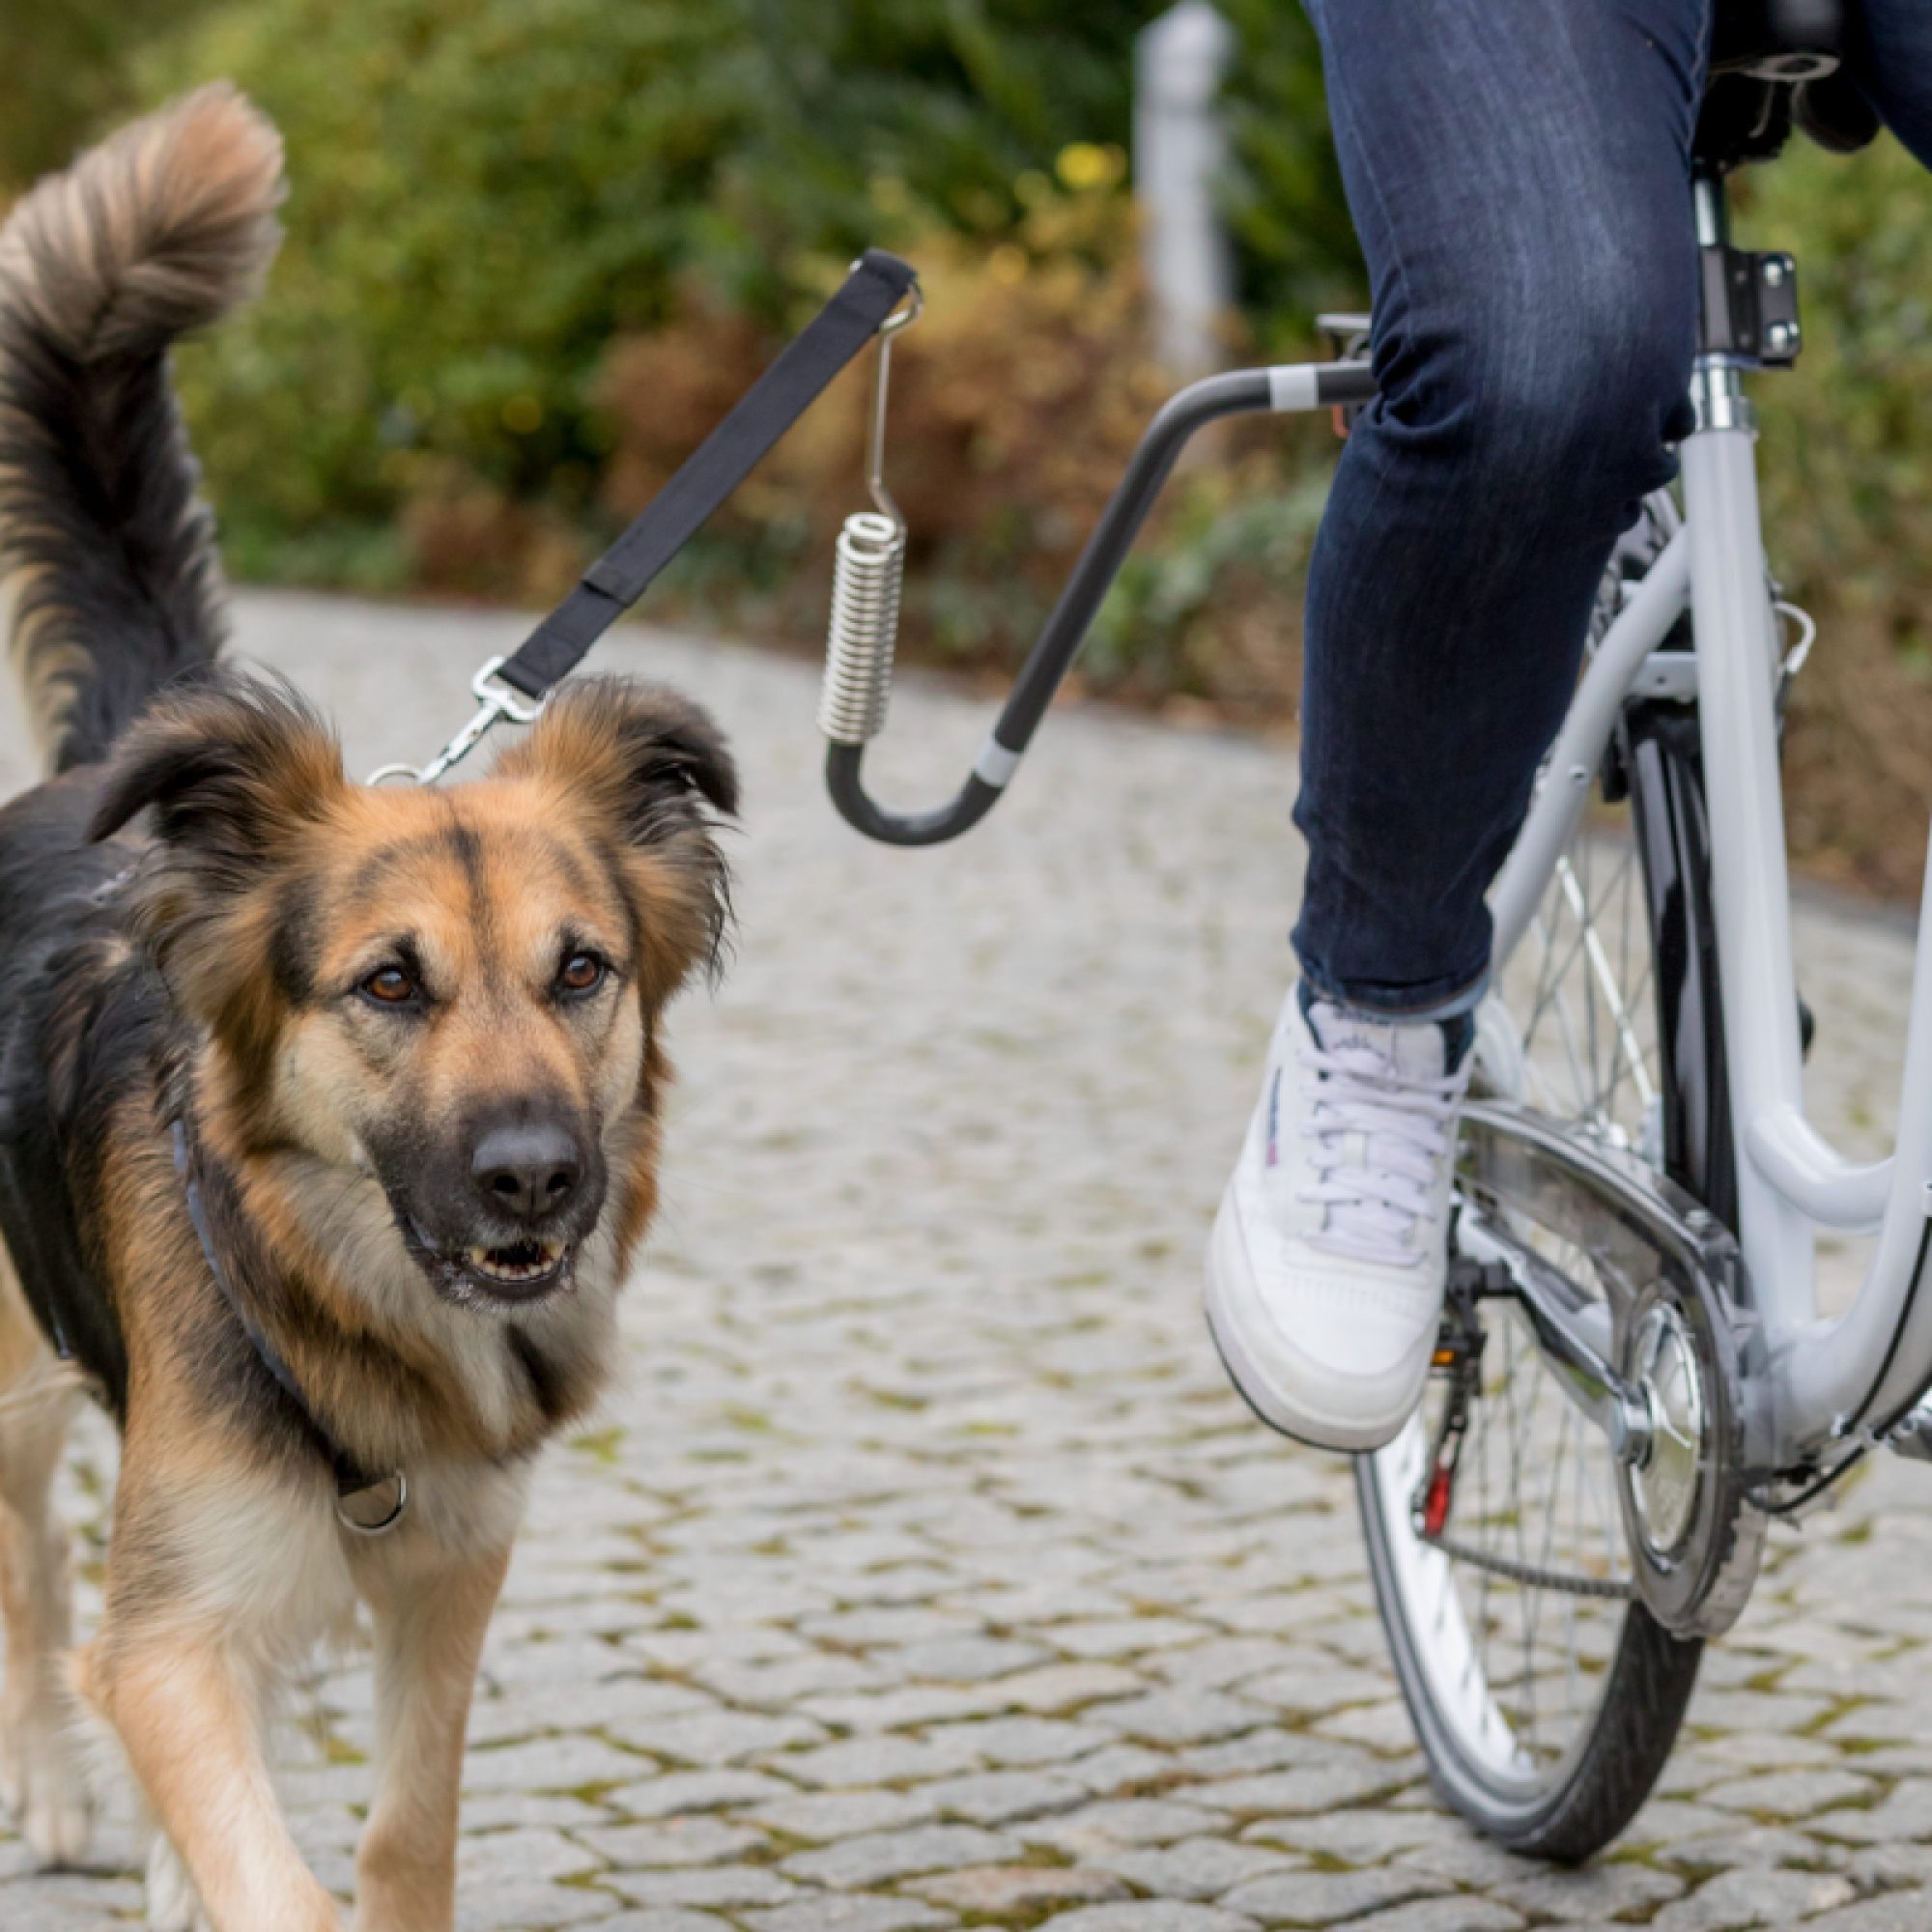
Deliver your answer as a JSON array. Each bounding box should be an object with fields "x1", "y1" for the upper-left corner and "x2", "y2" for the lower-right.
[{"x1": 1353, "y1": 648, "x2": 1732, "y2": 1861}]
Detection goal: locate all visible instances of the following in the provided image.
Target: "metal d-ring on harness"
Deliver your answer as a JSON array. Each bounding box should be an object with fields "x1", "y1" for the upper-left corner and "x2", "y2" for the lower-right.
[{"x1": 815, "y1": 347, "x2": 1378, "y2": 845}]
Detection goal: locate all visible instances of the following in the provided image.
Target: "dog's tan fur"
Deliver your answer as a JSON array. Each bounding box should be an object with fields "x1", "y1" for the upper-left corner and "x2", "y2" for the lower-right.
[{"x1": 0, "y1": 90, "x2": 735, "y2": 1930}]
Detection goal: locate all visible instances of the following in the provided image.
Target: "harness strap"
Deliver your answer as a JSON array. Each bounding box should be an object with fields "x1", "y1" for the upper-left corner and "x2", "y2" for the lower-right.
[
  {"x1": 171, "y1": 1120, "x2": 406, "y2": 1531},
  {"x1": 497, "y1": 247, "x2": 919, "y2": 703}
]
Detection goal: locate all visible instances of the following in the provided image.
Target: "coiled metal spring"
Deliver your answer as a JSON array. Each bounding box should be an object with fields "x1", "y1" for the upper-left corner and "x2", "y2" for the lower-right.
[
  {"x1": 817, "y1": 509, "x2": 904, "y2": 745},
  {"x1": 818, "y1": 275, "x2": 920, "y2": 749}
]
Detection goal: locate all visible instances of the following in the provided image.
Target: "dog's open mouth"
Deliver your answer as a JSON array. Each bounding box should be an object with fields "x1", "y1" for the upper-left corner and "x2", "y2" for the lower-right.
[
  {"x1": 397, "y1": 1209, "x2": 580, "y2": 1308},
  {"x1": 460, "y1": 1238, "x2": 570, "y2": 1298}
]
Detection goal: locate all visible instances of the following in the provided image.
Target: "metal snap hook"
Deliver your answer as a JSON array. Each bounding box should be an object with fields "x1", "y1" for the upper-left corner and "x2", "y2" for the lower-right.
[{"x1": 364, "y1": 655, "x2": 549, "y2": 787}]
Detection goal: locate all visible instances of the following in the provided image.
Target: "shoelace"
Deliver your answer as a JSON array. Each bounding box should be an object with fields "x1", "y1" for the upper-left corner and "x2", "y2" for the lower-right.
[{"x1": 1296, "y1": 1040, "x2": 1467, "y2": 1267}]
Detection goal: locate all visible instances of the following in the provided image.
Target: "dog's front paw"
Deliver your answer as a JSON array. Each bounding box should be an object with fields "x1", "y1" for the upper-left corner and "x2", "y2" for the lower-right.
[
  {"x1": 0, "y1": 1700, "x2": 94, "y2": 1867},
  {"x1": 146, "y1": 1834, "x2": 211, "y2": 1932}
]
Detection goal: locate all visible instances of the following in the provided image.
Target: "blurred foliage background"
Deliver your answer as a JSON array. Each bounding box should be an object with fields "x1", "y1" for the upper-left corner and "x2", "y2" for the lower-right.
[{"x1": 4, "y1": 0, "x2": 1929, "y2": 894}]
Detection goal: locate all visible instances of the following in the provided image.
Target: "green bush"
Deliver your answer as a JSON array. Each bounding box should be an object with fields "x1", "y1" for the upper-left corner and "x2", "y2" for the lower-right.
[
  {"x1": 0, "y1": 2, "x2": 213, "y2": 190},
  {"x1": 1217, "y1": 0, "x2": 1363, "y2": 346},
  {"x1": 134, "y1": 0, "x2": 1169, "y2": 567},
  {"x1": 10, "y1": 2, "x2": 1931, "y2": 891},
  {"x1": 1744, "y1": 132, "x2": 1932, "y2": 893}
]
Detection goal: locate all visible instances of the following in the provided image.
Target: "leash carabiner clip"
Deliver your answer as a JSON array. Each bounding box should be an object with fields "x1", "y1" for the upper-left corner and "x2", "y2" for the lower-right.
[{"x1": 366, "y1": 655, "x2": 548, "y2": 786}]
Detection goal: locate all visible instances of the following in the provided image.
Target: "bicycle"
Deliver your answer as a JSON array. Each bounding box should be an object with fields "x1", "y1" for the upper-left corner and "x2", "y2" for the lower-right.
[{"x1": 812, "y1": 0, "x2": 1915, "y2": 1861}]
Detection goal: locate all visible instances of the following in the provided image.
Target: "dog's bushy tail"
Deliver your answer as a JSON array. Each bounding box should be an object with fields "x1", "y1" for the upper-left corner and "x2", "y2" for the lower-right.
[{"x1": 0, "y1": 84, "x2": 284, "y2": 774}]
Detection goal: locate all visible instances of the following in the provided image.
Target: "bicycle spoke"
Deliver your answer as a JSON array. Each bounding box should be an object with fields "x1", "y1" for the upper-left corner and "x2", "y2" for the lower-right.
[
  {"x1": 1412, "y1": 801, "x2": 1666, "y2": 1778},
  {"x1": 1364, "y1": 527, "x2": 1710, "y2": 1842},
  {"x1": 1554, "y1": 850, "x2": 1656, "y2": 1122}
]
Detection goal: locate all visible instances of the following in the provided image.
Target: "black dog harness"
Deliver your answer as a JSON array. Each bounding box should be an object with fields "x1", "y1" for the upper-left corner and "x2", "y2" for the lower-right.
[{"x1": 171, "y1": 1119, "x2": 409, "y2": 1535}]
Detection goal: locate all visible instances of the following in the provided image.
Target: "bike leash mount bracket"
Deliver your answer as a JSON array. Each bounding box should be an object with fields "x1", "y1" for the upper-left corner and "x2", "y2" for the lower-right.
[{"x1": 1699, "y1": 246, "x2": 1802, "y2": 366}]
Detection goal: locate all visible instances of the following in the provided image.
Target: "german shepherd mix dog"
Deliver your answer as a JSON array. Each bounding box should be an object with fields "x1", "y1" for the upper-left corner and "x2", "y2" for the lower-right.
[{"x1": 0, "y1": 88, "x2": 736, "y2": 1930}]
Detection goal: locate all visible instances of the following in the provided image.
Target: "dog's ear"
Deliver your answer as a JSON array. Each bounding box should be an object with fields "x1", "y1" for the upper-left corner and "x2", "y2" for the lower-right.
[
  {"x1": 89, "y1": 673, "x2": 345, "y2": 864},
  {"x1": 495, "y1": 677, "x2": 737, "y2": 991},
  {"x1": 88, "y1": 677, "x2": 346, "y2": 1046},
  {"x1": 497, "y1": 676, "x2": 738, "y2": 828}
]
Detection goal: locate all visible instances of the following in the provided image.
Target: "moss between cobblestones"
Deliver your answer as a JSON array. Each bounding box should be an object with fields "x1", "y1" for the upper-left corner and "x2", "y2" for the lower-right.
[
  {"x1": 944, "y1": 1888, "x2": 1116, "y2": 1932},
  {"x1": 1802, "y1": 1694, "x2": 1876, "y2": 1739},
  {"x1": 569, "y1": 1426, "x2": 627, "y2": 1463},
  {"x1": 1807, "y1": 1782, "x2": 1893, "y2": 1820},
  {"x1": 866, "y1": 1389, "x2": 932, "y2": 1412},
  {"x1": 563, "y1": 1779, "x2": 631, "y2": 1805},
  {"x1": 1833, "y1": 1740, "x2": 1892, "y2": 1759},
  {"x1": 750, "y1": 1830, "x2": 817, "y2": 1864}
]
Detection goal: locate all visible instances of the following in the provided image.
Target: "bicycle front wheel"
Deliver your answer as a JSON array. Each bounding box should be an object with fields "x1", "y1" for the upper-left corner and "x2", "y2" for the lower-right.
[{"x1": 1356, "y1": 679, "x2": 1728, "y2": 1861}]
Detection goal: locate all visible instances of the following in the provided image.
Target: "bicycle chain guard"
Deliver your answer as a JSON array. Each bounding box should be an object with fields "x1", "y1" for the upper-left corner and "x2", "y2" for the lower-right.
[{"x1": 1455, "y1": 1102, "x2": 1767, "y2": 1639}]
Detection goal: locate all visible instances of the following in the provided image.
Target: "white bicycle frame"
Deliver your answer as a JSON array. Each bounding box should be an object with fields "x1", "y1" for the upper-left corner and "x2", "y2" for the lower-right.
[
  {"x1": 819, "y1": 181, "x2": 1928, "y2": 1471},
  {"x1": 1490, "y1": 238, "x2": 1932, "y2": 1464}
]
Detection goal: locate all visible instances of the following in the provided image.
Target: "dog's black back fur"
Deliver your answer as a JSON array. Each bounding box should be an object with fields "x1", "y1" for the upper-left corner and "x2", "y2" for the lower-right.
[
  {"x1": 0, "y1": 88, "x2": 284, "y2": 1401},
  {"x1": 0, "y1": 781, "x2": 152, "y2": 1412}
]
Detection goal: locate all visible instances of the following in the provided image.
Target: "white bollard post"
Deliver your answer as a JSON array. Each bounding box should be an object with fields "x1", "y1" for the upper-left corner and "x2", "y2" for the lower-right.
[{"x1": 1135, "y1": 0, "x2": 1236, "y2": 377}]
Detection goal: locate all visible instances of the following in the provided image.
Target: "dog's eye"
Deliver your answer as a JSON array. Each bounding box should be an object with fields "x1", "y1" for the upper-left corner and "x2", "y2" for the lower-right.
[
  {"x1": 360, "y1": 966, "x2": 418, "y2": 1007},
  {"x1": 557, "y1": 952, "x2": 605, "y2": 997}
]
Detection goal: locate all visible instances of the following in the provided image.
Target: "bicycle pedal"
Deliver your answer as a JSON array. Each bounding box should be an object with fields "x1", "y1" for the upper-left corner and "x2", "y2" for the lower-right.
[{"x1": 1445, "y1": 1258, "x2": 1516, "y2": 1301}]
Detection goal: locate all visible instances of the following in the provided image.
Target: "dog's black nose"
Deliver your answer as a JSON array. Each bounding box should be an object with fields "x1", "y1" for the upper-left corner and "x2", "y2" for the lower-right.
[{"x1": 471, "y1": 1122, "x2": 582, "y2": 1224}]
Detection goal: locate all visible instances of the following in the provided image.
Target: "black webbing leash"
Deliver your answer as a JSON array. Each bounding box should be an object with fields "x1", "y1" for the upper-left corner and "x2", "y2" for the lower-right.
[{"x1": 369, "y1": 247, "x2": 920, "y2": 785}]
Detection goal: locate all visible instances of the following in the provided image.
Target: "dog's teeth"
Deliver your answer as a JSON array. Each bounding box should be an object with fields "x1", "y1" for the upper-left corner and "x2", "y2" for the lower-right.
[{"x1": 464, "y1": 1241, "x2": 566, "y2": 1285}]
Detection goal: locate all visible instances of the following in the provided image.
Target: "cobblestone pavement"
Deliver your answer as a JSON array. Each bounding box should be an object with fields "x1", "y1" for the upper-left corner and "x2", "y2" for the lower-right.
[{"x1": 5, "y1": 592, "x2": 1932, "y2": 1929}]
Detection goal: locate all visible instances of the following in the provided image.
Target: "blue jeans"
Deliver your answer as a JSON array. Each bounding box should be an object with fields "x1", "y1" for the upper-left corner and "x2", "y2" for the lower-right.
[{"x1": 1291, "y1": 0, "x2": 1932, "y2": 1021}]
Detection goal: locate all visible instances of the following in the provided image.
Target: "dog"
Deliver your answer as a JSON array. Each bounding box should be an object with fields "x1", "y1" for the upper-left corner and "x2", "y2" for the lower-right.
[{"x1": 0, "y1": 85, "x2": 736, "y2": 1930}]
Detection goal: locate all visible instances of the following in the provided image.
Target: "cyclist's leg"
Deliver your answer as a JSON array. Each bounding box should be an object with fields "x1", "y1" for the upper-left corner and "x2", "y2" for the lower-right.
[
  {"x1": 1290, "y1": 0, "x2": 1707, "y2": 1020},
  {"x1": 1208, "y1": 0, "x2": 1709, "y2": 1454},
  {"x1": 1848, "y1": 0, "x2": 1932, "y2": 162}
]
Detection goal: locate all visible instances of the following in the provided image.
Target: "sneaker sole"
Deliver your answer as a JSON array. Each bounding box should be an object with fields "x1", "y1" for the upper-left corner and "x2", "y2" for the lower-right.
[{"x1": 1203, "y1": 1191, "x2": 1427, "y2": 1455}]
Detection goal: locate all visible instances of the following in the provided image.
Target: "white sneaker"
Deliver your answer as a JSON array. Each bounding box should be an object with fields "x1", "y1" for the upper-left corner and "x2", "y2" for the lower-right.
[{"x1": 1206, "y1": 988, "x2": 1469, "y2": 1452}]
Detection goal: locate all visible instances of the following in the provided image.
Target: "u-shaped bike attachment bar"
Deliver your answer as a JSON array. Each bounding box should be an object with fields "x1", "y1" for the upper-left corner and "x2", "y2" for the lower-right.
[{"x1": 817, "y1": 338, "x2": 1378, "y2": 846}]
